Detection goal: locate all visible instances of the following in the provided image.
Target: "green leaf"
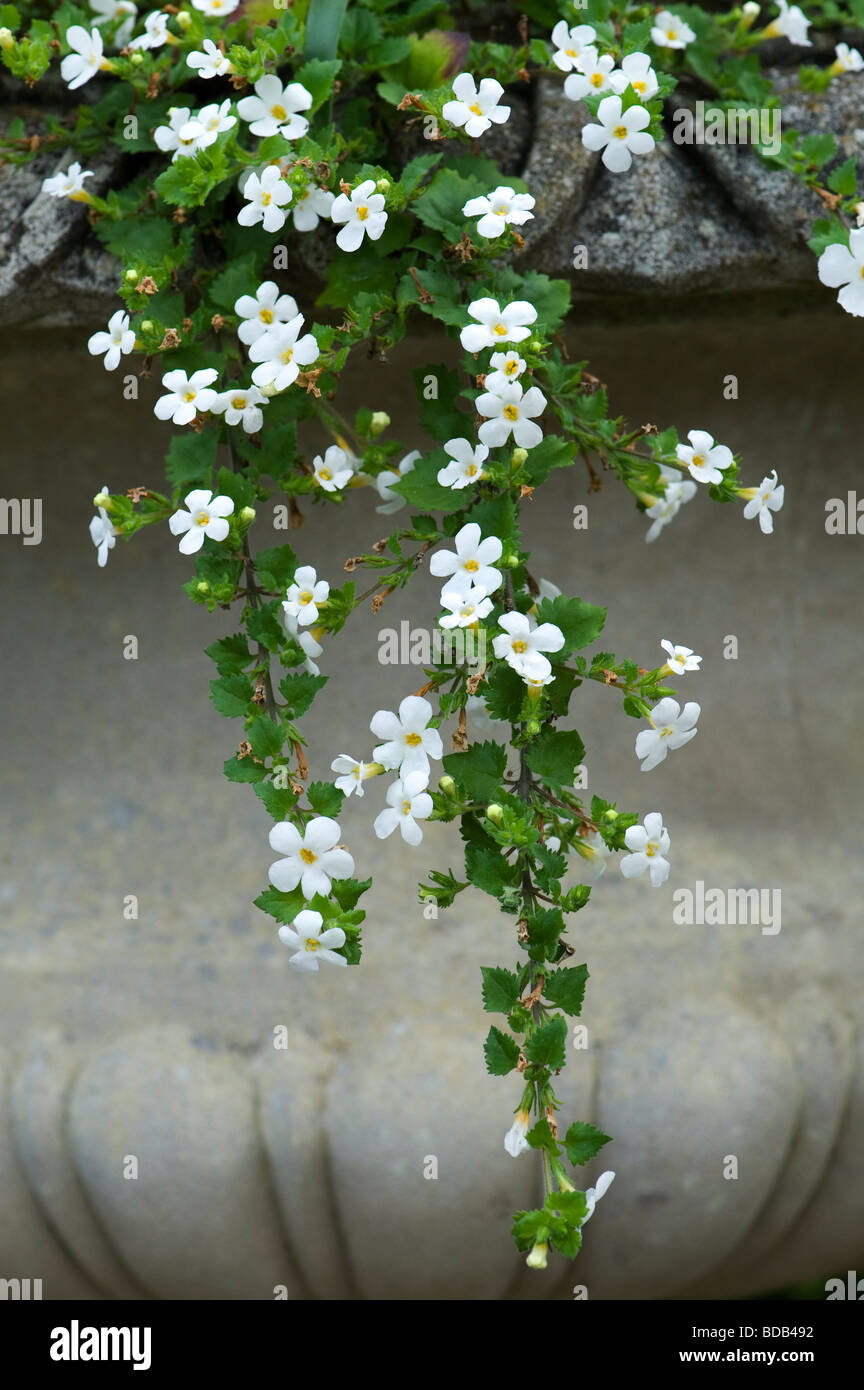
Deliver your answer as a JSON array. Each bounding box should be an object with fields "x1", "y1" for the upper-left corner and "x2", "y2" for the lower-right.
[
  {"x1": 165, "y1": 429, "x2": 219, "y2": 491},
  {"x1": 246, "y1": 603, "x2": 285, "y2": 653},
  {"x1": 392, "y1": 450, "x2": 464, "y2": 514},
  {"x1": 480, "y1": 966, "x2": 521, "y2": 1014},
  {"x1": 307, "y1": 780, "x2": 344, "y2": 816},
  {"x1": 279, "y1": 672, "x2": 327, "y2": 717},
  {"x1": 534, "y1": 594, "x2": 606, "y2": 656},
  {"x1": 294, "y1": 57, "x2": 343, "y2": 111},
  {"x1": 254, "y1": 884, "x2": 306, "y2": 924},
  {"x1": 542, "y1": 964, "x2": 589, "y2": 1017},
  {"x1": 526, "y1": 1118, "x2": 561, "y2": 1154},
  {"x1": 525, "y1": 728, "x2": 586, "y2": 789},
  {"x1": 255, "y1": 543, "x2": 298, "y2": 592},
  {"x1": 484, "y1": 1025, "x2": 521, "y2": 1076},
  {"x1": 208, "y1": 253, "x2": 260, "y2": 311},
  {"x1": 205, "y1": 634, "x2": 252, "y2": 675},
  {"x1": 248, "y1": 715, "x2": 285, "y2": 760},
  {"x1": 563, "y1": 1121, "x2": 612, "y2": 1167},
  {"x1": 482, "y1": 664, "x2": 524, "y2": 724},
  {"x1": 465, "y1": 842, "x2": 520, "y2": 897},
  {"x1": 254, "y1": 778, "x2": 298, "y2": 820},
  {"x1": 210, "y1": 673, "x2": 253, "y2": 718},
  {"x1": 524, "y1": 1016, "x2": 567, "y2": 1071},
  {"x1": 223, "y1": 754, "x2": 267, "y2": 783},
  {"x1": 330, "y1": 875, "x2": 372, "y2": 911},
  {"x1": 443, "y1": 740, "x2": 507, "y2": 802},
  {"x1": 800, "y1": 131, "x2": 836, "y2": 170},
  {"x1": 827, "y1": 155, "x2": 858, "y2": 198}
]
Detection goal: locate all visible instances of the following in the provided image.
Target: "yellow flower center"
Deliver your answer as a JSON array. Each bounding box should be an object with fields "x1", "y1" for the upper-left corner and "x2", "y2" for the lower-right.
[
  {"x1": 469, "y1": 102, "x2": 483, "y2": 115},
  {"x1": 634, "y1": 80, "x2": 646, "y2": 92},
  {"x1": 261, "y1": 192, "x2": 272, "y2": 206},
  {"x1": 505, "y1": 361, "x2": 518, "y2": 375},
  {"x1": 357, "y1": 205, "x2": 369, "y2": 221},
  {"x1": 304, "y1": 937, "x2": 319, "y2": 951},
  {"x1": 272, "y1": 104, "x2": 287, "y2": 121},
  {"x1": 512, "y1": 639, "x2": 528, "y2": 653},
  {"x1": 184, "y1": 391, "x2": 196, "y2": 402},
  {"x1": 646, "y1": 843, "x2": 656, "y2": 857},
  {"x1": 692, "y1": 454, "x2": 704, "y2": 467},
  {"x1": 591, "y1": 73, "x2": 604, "y2": 87},
  {"x1": 280, "y1": 348, "x2": 294, "y2": 366},
  {"x1": 494, "y1": 203, "x2": 508, "y2": 215},
  {"x1": 260, "y1": 308, "x2": 273, "y2": 324},
  {"x1": 493, "y1": 322, "x2": 508, "y2": 336},
  {"x1": 464, "y1": 604, "x2": 474, "y2": 616},
  {"x1": 666, "y1": 28, "x2": 678, "y2": 40},
  {"x1": 299, "y1": 848, "x2": 317, "y2": 864},
  {"x1": 401, "y1": 800, "x2": 412, "y2": 816},
  {"x1": 300, "y1": 590, "x2": 314, "y2": 605},
  {"x1": 467, "y1": 464, "x2": 478, "y2": 476},
  {"x1": 464, "y1": 559, "x2": 479, "y2": 572},
  {"x1": 405, "y1": 732, "x2": 423, "y2": 747},
  {"x1": 231, "y1": 396, "x2": 246, "y2": 410},
  {"x1": 614, "y1": 125, "x2": 628, "y2": 139},
  {"x1": 503, "y1": 404, "x2": 519, "y2": 421},
  {"x1": 195, "y1": 510, "x2": 210, "y2": 526}
]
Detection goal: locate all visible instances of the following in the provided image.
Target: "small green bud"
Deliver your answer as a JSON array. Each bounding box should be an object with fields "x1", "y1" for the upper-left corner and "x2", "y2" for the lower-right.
[
  {"x1": 438, "y1": 774, "x2": 456, "y2": 797},
  {"x1": 93, "y1": 490, "x2": 110, "y2": 509},
  {"x1": 502, "y1": 552, "x2": 520, "y2": 568},
  {"x1": 175, "y1": 8, "x2": 192, "y2": 26},
  {"x1": 239, "y1": 506, "x2": 256, "y2": 525},
  {"x1": 526, "y1": 1241, "x2": 548, "y2": 1270},
  {"x1": 603, "y1": 808, "x2": 618, "y2": 822},
  {"x1": 486, "y1": 803, "x2": 504, "y2": 826},
  {"x1": 131, "y1": 51, "x2": 144, "y2": 65},
  {"x1": 528, "y1": 338, "x2": 542, "y2": 353},
  {"x1": 511, "y1": 447, "x2": 528, "y2": 468},
  {"x1": 195, "y1": 580, "x2": 210, "y2": 595},
  {"x1": 0, "y1": 27, "x2": 14, "y2": 49},
  {"x1": 526, "y1": 718, "x2": 541, "y2": 736},
  {"x1": 140, "y1": 319, "x2": 154, "y2": 333},
  {"x1": 125, "y1": 269, "x2": 138, "y2": 283},
  {"x1": 370, "y1": 411, "x2": 390, "y2": 436},
  {"x1": 260, "y1": 382, "x2": 278, "y2": 398},
  {"x1": 376, "y1": 178, "x2": 390, "y2": 193}
]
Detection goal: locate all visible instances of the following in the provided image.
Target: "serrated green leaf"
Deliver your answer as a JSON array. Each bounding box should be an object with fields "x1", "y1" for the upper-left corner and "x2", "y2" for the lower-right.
[
  {"x1": 524, "y1": 1015, "x2": 567, "y2": 1071},
  {"x1": 484, "y1": 1025, "x2": 520, "y2": 1076},
  {"x1": 542, "y1": 964, "x2": 589, "y2": 1017},
  {"x1": 481, "y1": 965, "x2": 521, "y2": 1014},
  {"x1": 563, "y1": 1121, "x2": 612, "y2": 1167}
]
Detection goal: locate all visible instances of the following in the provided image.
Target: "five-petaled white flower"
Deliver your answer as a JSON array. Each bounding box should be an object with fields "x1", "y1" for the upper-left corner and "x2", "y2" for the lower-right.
[
  {"x1": 277, "y1": 910, "x2": 346, "y2": 973},
  {"x1": 90, "y1": 1, "x2": 137, "y2": 49},
  {"x1": 493, "y1": 611, "x2": 564, "y2": 682},
  {"x1": 818, "y1": 229, "x2": 864, "y2": 316},
  {"x1": 87, "y1": 309, "x2": 135, "y2": 371},
  {"x1": 128, "y1": 11, "x2": 169, "y2": 51},
  {"x1": 238, "y1": 166, "x2": 293, "y2": 233},
  {"x1": 462, "y1": 185, "x2": 535, "y2": 239},
  {"x1": 331, "y1": 755, "x2": 381, "y2": 799},
  {"x1": 620, "y1": 813, "x2": 671, "y2": 885},
  {"x1": 550, "y1": 21, "x2": 597, "y2": 73},
  {"x1": 741, "y1": 470, "x2": 785, "y2": 533},
  {"x1": 676, "y1": 429, "x2": 733, "y2": 484},
  {"x1": 154, "y1": 367, "x2": 219, "y2": 425},
  {"x1": 375, "y1": 450, "x2": 419, "y2": 514},
  {"x1": 154, "y1": 107, "x2": 198, "y2": 161},
  {"x1": 610, "y1": 52, "x2": 659, "y2": 101},
  {"x1": 212, "y1": 384, "x2": 267, "y2": 434},
  {"x1": 504, "y1": 1105, "x2": 531, "y2": 1157},
  {"x1": 644, "y1": 467, "x2": 697, "y2": 542},
  {"x1": 61, "y1": 26, "x2": 107, "y2": 89},
  {"x1": 282, "y1": 608, "x2": 323, "y2": 676},
  {"x1": 581, "y1": 95, "x2": 655, "y2": 173},
  {"x1": 187, "y1": 39, "x2": 232, "y2": 79},
  {"x1": 248, "y1": 315, "x2": 318, "y2": 391},
  {"x1": 430, "y1": 521, "x2": 504, "y2": 596},
  {"x1": 370, "y1": 695, "x2": 443, "y2": 780},
  {"x1": 168, "y1": 487, "x2": 235, "y2": 554},
  {"x1": 289, "y1": 182, "x2": 335, "y2": 231},
  {"x1": 440, "y1": 586, "x2": 494, "y2": 628},
  {"x1": 763, "y1": 0, "x2": 811, "y2": 46},
  {"x1": 89, "y1": 486, "x2": 117, "y2": 568},
  {"x1": 573, "y1": 829, "x2": 612, "y2": 881},
  {"x1": 236, "y1": 75, "x2": 312, "y2": 139},
  {"x1": 374, "y1": 772, "x2": 434, "y2": 846},
  {"x1": 461, "y1": 296, "x2": 537, "y2": 353},
  {"x1": 438, "y1": 438, "x2": 488, "y2": 489},
  {"x1": 192, "y1": 0, "x2": 240, "y2": 16},
  {"x1": 477, "y1": 381, "x2": 547, "y2": 449},
  {"x1": 563, "y1": 46, "x2": 617, "y2": 102},
  {"x1": 582, "y1": 1170, "x2": 615, "y2": 1223},
  {"x1": 283, "y1": 565, "x2": 329, "y2": 627},
  {"x1": 313, "y1": 444, "x2": 355, "y2": 492},
  {"x1": 443, "y1": 72, "x2": 511, "y2": 138},
  {"x1": 268, "y1": 816, "x2": 355, "y2": 900},
  {"x1": 650, "y1": 9, "x2": 696, "y2": 48},
  {"x1": 484, "y1": 350, "x2": 526, "y2": 393},
  {"x1": 635, "y1": 697, "x2": 700, "y2": 771},
  {"x1": 183, "y1": 99, "x2": 236, "y2": 151},
  {"x1": 660, "y1": 640, "x2": 702, "y2": 674},
  {"x1": 42, "y1": 161, "x2": 93, "y2": 200},
  {"x1": 330, "y1": 179, "x2": 388, "y2": 252},
  {"x1": 235, "y1": 281, "x2": 299, "y2": 346},
  {"x1": 832, "y1": 42, "x2": 863, "y2": 73}
]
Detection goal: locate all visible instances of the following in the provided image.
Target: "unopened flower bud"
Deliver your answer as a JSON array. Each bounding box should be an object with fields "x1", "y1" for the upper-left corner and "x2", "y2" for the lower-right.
[
  {"x1": 376, "y1": 178, "x2": 390, "y2": 193},
  {"x1": 528, "y1": 338, "x2": 542, "y2": 353},
  {"x1": 502, "y1": 551, "x2": 520, "y2": 568},
  {"x1": 140, "y1": 319, "x2": 154, "y2": 333},
  {"x1": 526, "y1": 1241, "x2": 548, "y2": 1270},
  {"x1": 439, "y1": 774, "x2": 456, "y2": 797},
  {"x1": 124, "y1": 269, "x2": 138, "y2": 283},
  {"x1": 526, "y1": 717, "x2": 541, "y2": 736},
  {"x1": 93, "y1": 490, "x2": 110, "y2": 509},
  {"x1": 175, "y1": 8, "x2": 191, "y2": 26},
  {"x1": 486, "y1": 803, "x2": 504, "y2": 826},
  {"x1": 195, "y1": 580, "x2": 210, "y2": 595},
  {"x1": 0, "y1": 27, "x2": 14, "y2": 50},
  {"x1": 603, "y1": 808, "x2": 618, "y2": 822},
  {"x1": 260, "y1": 381, "x2": 278, "y2": 398},
  {"x1": 511, "y1": 447, "x2": 528, "y2": 468},
  {"x1": 370, "y1": 410, "x2": 390, "y2": 436},
  {"x1": 131, "y1": 51, "x2": 144, "y2": 65},
  {"x1": 239, "y1": 506, "x2": 256, "y2": 525}
]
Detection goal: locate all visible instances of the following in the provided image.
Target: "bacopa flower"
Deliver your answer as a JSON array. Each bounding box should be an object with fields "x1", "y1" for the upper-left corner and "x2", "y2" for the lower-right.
[
  {"x1": 169, "y1": 488, "x2": 234, "y2": 554},
  {"x1": 620, "y1": 813, "x2": 671, "y2": 885},
  {"x1": 87, "y1": 309, "x2": 135, "y2": 371},
  {"x1": 249, "y1": 315, "x2": 318, "y2": 392},
  {"x1": 61, "y1": 26, "x2": 107, "y2": 89},
  {"x1": 370, "y1": 695, "x2": 443, "y2": 780},
  {"x1": 740, "y1": 470, "x2": 785, "y2": 533},
  {"x1": 504, "y1": 1106, "x2": 531, "y2": 1157},
  {"x1": 437, "y1": 438, "x2": 489, "y2": 489},
  {"x1": 313, "y1": 444, "x2": 355, "y2": 492},
  {"x1": 582, "y1": 1170, "x2": 616, "y2": 1223},
  {"x1": 192, "y1": 0, "x2": 240, "y2": 16},
  {"x1": 236, "y1": 75, "x2": 312, "y2": 140},
  {"x1": 430, "y1": 521, "x2": 504, "y2": 596},
  {"x1": 477, "y1": 381, "x2": 547, "y2": 449},
  {"x1": 644, "y1": 468, "x2": 697, "y2": 542},
  {"x1": 154, "y1": 108, "x2": 197, "y2": 161},
  {"x1": 283, "y1": 565, "x2": 329, "y2": 627},
  {"x1": 484, "y1": 350, "x2": 526, "y2": 393},
  {"x1": 763, "y1": 0, "x2": 812, "y2": 46},
  {"x1": 610, "y1": 52, "x2": 659, "y2": 101},
  {"x1": 440, "y1": 586, "x2": 494, "y2": 628},
  {"x1": 650, "y1": 9, "x2": 696, "y2": 48},
  {"x1": 443, "y1": 72, "x2": 511, "y2": 137},
  {"x1": 375, "y1": 450, "x2": 420, "y2": 515},
  {"x1": 183, "y1": 99, "x2": 236, "y2": 151},
  {"x1": 187, "y1": 39, "x2": 231, "y2": 79},
  {"x1": 581, "y1": 95, "x2": 655, "y2": 173},
  {"x1": 211, "y1": 385, "x2": 267, "y2": 434},
  {"x1": 330, "y1": 180, "x2": 388, "y2": 252},
  {"x1": 676, "y1": 429, "x2": 733, "y2": 484},
  {"x1": 90, "y1": 1, "x2": 137, "y2": 49},
  {"x1": 831, "y1": 42, "x2": 864, "y2": 73},
  {"x1": 238, "y1": 166, "x2": 293, "y2": 233},
  {"x1": 460, "y1": 297, "x2": 537, "y2": 353},
  {"x1": 128, "y1": 10, "x2": 169, "y2": 51},
  {"x1": 635, "y1": 697, "x2": 700, "y2": 771},
  {"x1": 374, "y1": 772, "x2": 434, "y2": 847},
  {"x1": 42, "y1": 161, "x2": 93, "y2": 200},
  {"x1": 563, "y1": 46, "x2": 617, "y2": 102},
  {"x1": 89, "y1": 487, "x2": 116, "y2": 568},
  {"x1": 493, "y1": 611, "x2": 564, "y2": 682},
  {"x1": 291, "y1": 183, "x2": 335, "y2": 232},
  {"x1": 331, "y1": 755, "x2": 381, "y2": 799},
  {"x1": 550, "y1": 21, "x2": 597, "y2": 72},
  {"x1": 235, "y1": 281, "x2": 299, "y2": 346},
  {"x1": 154, "y1": 367, "x2": 219, "y2": 425},
  {"x1": 817, "y1": 229, "x2": 864, "y2": 316},
  {"x1": 461, "y1": 185, "x2": 535, "y2": 239},
  {"x1": 277, "y1": 910, "x2": 346, "y2": 974},
  {"x1": 268, "y1": 816, "x2": 355, "y2": 900},
  {"x1": 573, "y1": 829, "x2": 612, "y2": 881},
  {"x1": 660, "y1": 640, "x2": 702, "y2": 674},
  {"x1": 282, "y1": 608, "x2": 323, "y2": 676}
]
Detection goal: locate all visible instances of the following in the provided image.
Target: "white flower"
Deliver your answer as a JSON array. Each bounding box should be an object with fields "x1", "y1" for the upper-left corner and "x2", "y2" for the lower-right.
[
  {"x1": 211, "y1": 384, "x2": 267, "y2": 434},
  {"x1": 331, "y1": 755, "x2": 380, "y2": 799},
  {"x1": 493, "y1": 610, "x2": 564, "y2": 681},
  {"x1": 61, "y1": 26, "x2": 106, "y2": 90},
  {"x1": 430, "y1": 521, "x2": 503, "y2": 596},
  {"x1": 741, "y1": 469, "x2": 785, "y2": 534},
  {"x1": 504, "y1": 1106, "x2": 531, "y2": 1157},
  {"x1": 183, "y1": 99, "x2": 236, "y2": 151},
  {"x1": 291, "y1": 183, "x2": 335, "y2": 232},
  {"x1": 89, "y1": 487, "x2": 116, "y2": 568},
  {"x1": 128, "y1": 10, "x2": 169, "y2": 51},
  {"x1": 620, "y1": 813, "x2": 671, "y2": 886},
  {"x1": 581, "y1": 95, "x2": 655, "y2": 173},
  {"x1": 235, "y1": 281, "x2": 299, "y2": 346},
  {"x1": 676, "y1": 429, "x2": 733, "y2": 484},
  {"x1": 610, "y1": 52, "x2": 659, "y2": 101},
  {"x1": 582, "y1": 1170, "x2": 615, "y2": 1223},
  {"x1": 461, "y1": 185, "x2": 535, "y2": 239},
  {"x1": 187, "y1": 38, "x2": 231, "y2": 79},
  {"x1": 660, "y1": 640, "x2": 702, "y2": 674},
  {"x1": 537, "y1": 577, "x2": 561, "y2": 601},
  {"x1": 650, "y1": 9, "x2": 696, "y2": 48},
  {"x1": 42, "y1": 162, "x2": 93, "y2": 200},
  {"x1": 168, "y1": 488, "x2": 234, "y2": 554},
  {"x1": 477, "y1": 381, "x2": 547, "y2": 450},
  {"x1": 644, "y1": 474, "x2": 697, "y2": 542},
  {"x1": 283, "y1": 565, "x2": 329, "y2": 627},
  {"x1": 89, "y1": 1, "x2": 137, "y2": 48},
  {"x1": 154, "y1": 108, "x2": 200, "y2": 161},
  {"x1": 268, "y1": 816, "x2": 355, "y2": 900},
  {"x1": 443, "y1": 72, "x2": 510, "y2": 138},
  {"x1": 277, "y1": 909, "x2": 346, "y2": 973},
  {"x1": 330, "y1": 179, "x2": 388, "y2": 253},
  {"x1": 563, "y1": 46, "x2": 617, "y2": 102},
  {"x1": 438, "y1": 438, "x2": 488, "y2": 489},
  {"x1": 370, "y1": 695, "x2": 443, "y2": 779},
  {"x1": 374, "y1": 772, "x2": 433, "y2": 846},
  {"x1": 375, "y1": 450, "x2": 419, "y2": 514},
  {"x1": 440, "y1": 586, "x2": 493, "y2": 628},
  {"x1": 192, "y1": 0, "x2": 240, "y2": 16},
  {"x1": 573, "y1": 829, "x2": 612, "y2": 881},
  {"x1": 313, "y1": 444, "x2": 355, "y2": 492},
  {"x1": 87, "y1": 309, "x2": 135, "y2": 371},
  {"x1": 460, "y1": 297, "x2": 537, "y2": 353},
  {"x1": 236, "y1": 75, "x2": 312, "y2": 140},
  {"x1": 635, "y1": 697, "x2": 700, "y2": 771},
  {"x1": 550, "y1": 21, "x2": 597, "y2": 73},
  {"x1": 282, "y1": 608, "x2": 323, "y2": 675},
  {"x1": 832, "y1": 42, "x2": 863, "y2": 73},
  {"x1": 154, "y1": 367, "x2": 219, "y2": 425},
  {"x1": 484, "y1": 351, "x2": 526, "y2": 393},
  {"x1": 238, "y1": 166, "x2": 293, "y2": 233},
  {"x1": 818, "y1": 229, "x2": 864, "y2": 316},
  {"x1": 248, "y1": 315, "x2": 318, "y2": 392},
  {"x1": 763, "y1": 0, "x2": 811, "y2": 46}
]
